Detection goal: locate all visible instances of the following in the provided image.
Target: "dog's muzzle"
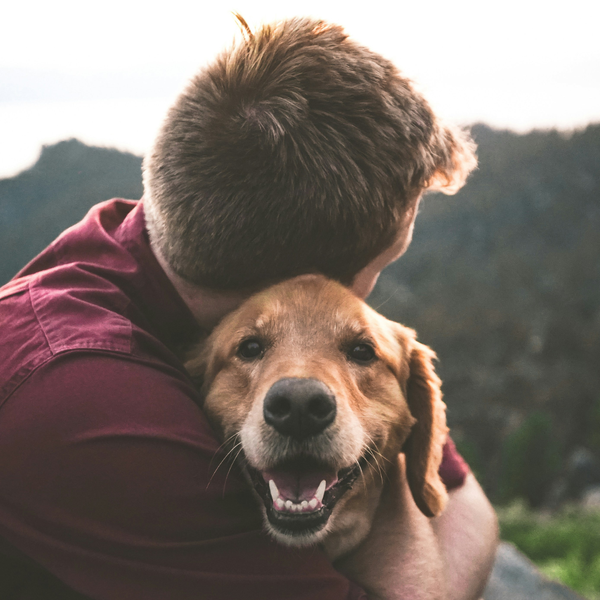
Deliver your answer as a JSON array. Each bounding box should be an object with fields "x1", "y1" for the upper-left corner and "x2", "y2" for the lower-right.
[{"x1": 245, "y1": 377, "x2": 362, "y2": 540}]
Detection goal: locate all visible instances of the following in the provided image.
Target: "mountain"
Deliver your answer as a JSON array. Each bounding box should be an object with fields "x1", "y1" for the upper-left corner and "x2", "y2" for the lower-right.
[{"x1": 0, "y1": 139, "x2": 143, "y2": 283}]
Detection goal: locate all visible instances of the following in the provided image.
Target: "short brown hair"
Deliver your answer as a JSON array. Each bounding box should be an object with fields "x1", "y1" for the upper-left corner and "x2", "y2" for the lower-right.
[{"x1": 143, "y1": 16, "x2": 476, "y2": 290}]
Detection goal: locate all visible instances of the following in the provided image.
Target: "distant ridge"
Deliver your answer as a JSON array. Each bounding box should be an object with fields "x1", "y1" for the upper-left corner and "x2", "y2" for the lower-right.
[{"x1": 0, "y1": 139, "x2": 143, "y2": 283}]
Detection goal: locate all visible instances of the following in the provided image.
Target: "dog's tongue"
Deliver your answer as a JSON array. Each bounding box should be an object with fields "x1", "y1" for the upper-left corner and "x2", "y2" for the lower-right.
[{"x1": 263, "y1": 467, "x2": 338, "y2": 502}]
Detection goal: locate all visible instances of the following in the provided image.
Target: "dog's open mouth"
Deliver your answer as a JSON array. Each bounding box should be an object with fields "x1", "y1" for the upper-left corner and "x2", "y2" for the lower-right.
[{"x1": 246, "y1": 456, "x2": 363, "y2": 536}]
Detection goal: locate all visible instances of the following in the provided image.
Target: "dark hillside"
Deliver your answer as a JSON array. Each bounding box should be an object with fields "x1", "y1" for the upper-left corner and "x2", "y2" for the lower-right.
[{"x1": 0, "y1": 139, "x2": 142, "y2": 283}]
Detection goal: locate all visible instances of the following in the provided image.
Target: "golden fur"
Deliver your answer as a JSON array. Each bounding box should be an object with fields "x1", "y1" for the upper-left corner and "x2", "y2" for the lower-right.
[{"x1": 185, "y1": 274, "x2": 448, "y2": 559}]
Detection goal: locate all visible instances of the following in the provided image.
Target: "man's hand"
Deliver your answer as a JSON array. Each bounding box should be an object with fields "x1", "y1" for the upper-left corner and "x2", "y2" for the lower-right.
[{"x1": 334, "y1": 455, "x2": 498, "y2": 600}]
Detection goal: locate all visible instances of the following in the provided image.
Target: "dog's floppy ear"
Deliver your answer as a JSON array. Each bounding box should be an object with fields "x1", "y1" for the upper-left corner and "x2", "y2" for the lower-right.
[
  {"x1": 403, "y1": 340, "x2": 449, "y2": 517},
  {"x1": 183, "y1": 338, "x2": 211, "y2": 394}
]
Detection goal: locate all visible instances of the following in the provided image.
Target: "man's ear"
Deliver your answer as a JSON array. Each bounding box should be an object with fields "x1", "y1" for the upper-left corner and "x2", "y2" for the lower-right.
[{"x1": 403, "y1": 340, "x2": 449, "y2": 517}]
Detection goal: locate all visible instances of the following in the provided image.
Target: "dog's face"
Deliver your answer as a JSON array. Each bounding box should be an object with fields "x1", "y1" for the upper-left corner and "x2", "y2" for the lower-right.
[{"x1": 186, "y1": 275, "x2": 448, "y2": 556}]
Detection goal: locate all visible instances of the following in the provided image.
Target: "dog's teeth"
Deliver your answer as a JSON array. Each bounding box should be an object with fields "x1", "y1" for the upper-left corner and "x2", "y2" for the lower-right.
[
  {"x1": 315, "y1": 480, "x2": 326, "y2": 503},
  {"x1": 268, "y1": 479, "x2": 279, "y2": 501},
  {"x1": 274, "y1": 492, "x2": 323, "y2": 513}
]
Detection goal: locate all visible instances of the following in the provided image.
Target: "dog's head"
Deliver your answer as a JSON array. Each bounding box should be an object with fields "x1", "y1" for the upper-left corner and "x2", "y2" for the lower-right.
[{"x1": 186, "y1": 275, "x2": 448, "y2": 549}]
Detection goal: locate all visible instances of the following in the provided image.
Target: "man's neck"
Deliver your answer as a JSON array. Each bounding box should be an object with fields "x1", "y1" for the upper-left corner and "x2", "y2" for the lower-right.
[{"x1": 151, "y1": 245, "x2": 249, "y2": 333}]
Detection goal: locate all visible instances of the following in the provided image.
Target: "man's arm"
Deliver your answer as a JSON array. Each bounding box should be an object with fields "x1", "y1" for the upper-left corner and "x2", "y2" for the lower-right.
[
  {"x1": 335, "y1": 455, "x2": 498, "y2": 600},
  {"x1": 433, "y1": 472, "x2": 499, "y2": 600}
]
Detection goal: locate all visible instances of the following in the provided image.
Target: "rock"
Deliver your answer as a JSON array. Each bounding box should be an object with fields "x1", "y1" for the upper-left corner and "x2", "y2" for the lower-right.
[
  {"x1": 581, "y1": 485, "x2": 600, "y2": 511},
  {"x1": 483, "y1": 542, "x2": 586, "y2": 600},
  {"x1": 547, "y1": 447, "x2": 600, "y2": 508}
]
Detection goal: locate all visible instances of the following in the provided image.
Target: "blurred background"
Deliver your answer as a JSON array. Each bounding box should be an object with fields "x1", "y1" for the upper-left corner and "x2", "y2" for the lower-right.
[{"x1": 1, "y1": 0, "x2": 599, "y2": 596}]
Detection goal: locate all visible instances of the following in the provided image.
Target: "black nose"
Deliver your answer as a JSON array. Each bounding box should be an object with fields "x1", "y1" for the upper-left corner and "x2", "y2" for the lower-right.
[{"x1": 263, "y1": 378, "x2": 337, "y2": 440}]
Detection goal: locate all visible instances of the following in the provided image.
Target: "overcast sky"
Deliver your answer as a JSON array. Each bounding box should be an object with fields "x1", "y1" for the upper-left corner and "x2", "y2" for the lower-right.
[{"x1": 1, "y1": 0, "x2": 599, "y2": 177}]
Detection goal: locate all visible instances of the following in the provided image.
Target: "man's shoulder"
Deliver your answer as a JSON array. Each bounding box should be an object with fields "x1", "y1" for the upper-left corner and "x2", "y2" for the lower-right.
[
  {"x1": 0, "y1": 198, "x2": 200, "y2": 410},
  {"x1": 0, "y1": 267, "x2": 135, "y2": 407}
]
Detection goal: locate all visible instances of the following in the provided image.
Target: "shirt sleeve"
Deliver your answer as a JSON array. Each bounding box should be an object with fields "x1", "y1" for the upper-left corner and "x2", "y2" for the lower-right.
[
  {"x1": 0, "y1": 352, "x2": 366, "y2": 600},
  {"x1": 439, "y1": 436, "x2": 470, "y2": 492}
]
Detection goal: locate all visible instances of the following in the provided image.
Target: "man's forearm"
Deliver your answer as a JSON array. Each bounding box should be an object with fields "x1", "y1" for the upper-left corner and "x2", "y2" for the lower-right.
[
  {"x1": 433, "y1": 473, "x2": 499, "y2": 600},
  {"x1": 335, "y1": 455, "x2": 446, "y2": 600},
  {"x1": 335, "y1": 458, "x2": 498, "y2": 600}
]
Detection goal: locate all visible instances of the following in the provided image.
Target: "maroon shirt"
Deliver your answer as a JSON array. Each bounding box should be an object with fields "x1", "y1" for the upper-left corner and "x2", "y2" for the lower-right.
[{"x1": 0, "y1": 200, "x2": 468, "y2": 599}]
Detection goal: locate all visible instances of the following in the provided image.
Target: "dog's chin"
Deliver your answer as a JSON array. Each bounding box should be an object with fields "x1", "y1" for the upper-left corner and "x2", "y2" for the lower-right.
[
  {"x1": 263, "y1": 512, "x2": 331, "y2": 547},
  {"x1": 245, "y1": 456, "x2": 364, "y2": 547}
]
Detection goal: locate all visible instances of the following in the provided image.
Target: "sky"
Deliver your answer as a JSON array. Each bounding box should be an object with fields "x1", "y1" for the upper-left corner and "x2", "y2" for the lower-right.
[{"x1": 1, "y1": 0, "x2": 599, "y2": 178}]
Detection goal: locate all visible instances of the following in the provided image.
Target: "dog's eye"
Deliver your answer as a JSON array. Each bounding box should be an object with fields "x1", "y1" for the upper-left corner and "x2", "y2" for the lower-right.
[
  {"x1": 348, "y1": 343, "x2": 376, "y2": 363},
  {"x1": 237, "y1": 338, "x2": 264, "y2": 360}
]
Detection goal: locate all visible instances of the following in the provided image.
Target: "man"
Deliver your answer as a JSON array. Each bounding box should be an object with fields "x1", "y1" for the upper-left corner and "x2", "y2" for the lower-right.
[{"x1": 0, "y1": 17, "x2": 497, "y2": 600}]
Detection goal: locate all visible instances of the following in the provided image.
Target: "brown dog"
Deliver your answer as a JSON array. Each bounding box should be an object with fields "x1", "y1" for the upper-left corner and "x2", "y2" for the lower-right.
[{"x1": 185, "y1": 274, "x2": 448, "y2": 559}]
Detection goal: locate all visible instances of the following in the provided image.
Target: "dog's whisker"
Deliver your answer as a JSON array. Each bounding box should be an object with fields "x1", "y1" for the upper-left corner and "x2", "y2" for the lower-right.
[
  {"x1": 361, "y1": 435, "x2": 388, "y2": 485},
  {"x1": 221, "y1": 431, "x2": 242, "y2": 450},
  {"x1": 350, "y1": 455, "x2": 367, "y2": 489},
  {"x1": 208, "y1": 432, "x2": 242, "y2": 470},
  {"x1": 373, "y1": 454, "x2": 388, "y2": 482},
  {"x1": 215, "y1": 437, "x2": 243, "y2": 467},
  {"x1": 209, "y1": 433, "x2": 241, "y2": 467},
  {"x1": 371, "y1": 287, "x2": 401, "y2": 312},
  {"x1": 363, "y1": 434, "x2": 388, "y2": 464},
  {"x1": 222, "y1": 445, "x2": 245, "y2": 498},
  {"x1": 364, "y1": 434, "x2": 391, "y2": 468},
  {"x1": 362, "y1": 446, "x2": 385, "y2": 486},
  {"x1": 206, "y1": 438, "x2": 243, "y2": 492}
]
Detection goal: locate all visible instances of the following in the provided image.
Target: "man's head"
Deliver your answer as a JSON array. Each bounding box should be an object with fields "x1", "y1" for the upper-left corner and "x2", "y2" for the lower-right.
[{"x1": 143, "y1": 16, "x2": 476, "y2": 292}]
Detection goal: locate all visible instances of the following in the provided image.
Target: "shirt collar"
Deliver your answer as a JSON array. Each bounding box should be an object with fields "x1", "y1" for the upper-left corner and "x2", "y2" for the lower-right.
[{"x1": 116, "y1": 200, "x2": 202, "y2": 351}]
